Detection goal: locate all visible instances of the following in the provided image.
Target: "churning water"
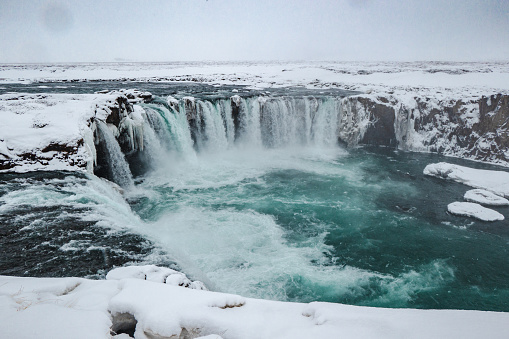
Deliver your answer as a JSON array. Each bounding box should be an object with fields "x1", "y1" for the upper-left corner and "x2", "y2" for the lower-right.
[{"x1": 1, "y1": 83, "x2": 509, "y2": 312}]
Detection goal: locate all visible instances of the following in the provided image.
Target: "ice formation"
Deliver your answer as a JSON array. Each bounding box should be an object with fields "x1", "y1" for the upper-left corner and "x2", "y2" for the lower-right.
[
  {"x1": 464, "y1": 189, "x2": 509, "y2": 206},
  {"x1": 447, "y1": 201, "x2": 505, "y2": 221},
  {"x1": 424, "y1": 162, "x2": 509, "y2": 197}
]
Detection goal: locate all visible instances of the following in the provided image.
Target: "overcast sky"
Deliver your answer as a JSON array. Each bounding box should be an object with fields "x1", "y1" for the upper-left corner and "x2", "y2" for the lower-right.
[{"x1": 0, "y1": 0, "x2": 508, "y2": 63}]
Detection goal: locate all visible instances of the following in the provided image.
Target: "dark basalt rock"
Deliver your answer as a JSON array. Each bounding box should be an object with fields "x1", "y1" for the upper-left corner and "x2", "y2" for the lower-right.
[
  {"x1": 351, "y1": 93, "x2": 509, "y2": 166},
  {"x1": 231, "y1": 96, "x2": 241, "y2": 141},
  {"x1": 105, "y1": 96, "x2": 133, "y2": 126},
  {"x1": 355, "y1": 97, "x2": 398, "y2": 147}
]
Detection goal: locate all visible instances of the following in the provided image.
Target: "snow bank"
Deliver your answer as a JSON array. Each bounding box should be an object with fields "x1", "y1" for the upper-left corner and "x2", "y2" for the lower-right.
[
  {"x1": 0, "y1": 92, "x2": 146, "y2": 173},
  {"x1": 424, "y1": 162, "x2": 509, "y2": 197},
  {"x1": 447, "y1": 202, "x2": 504, "y2": 221},
  {"x1": 2, "y1": 266, "x2": 509, "y2": 339},
  {"x1": 106, "y1": 265, "x2": 206, "y2": 290},
  {"x1": 464, "y1": 189, "x2": 509, "y2": 206}
]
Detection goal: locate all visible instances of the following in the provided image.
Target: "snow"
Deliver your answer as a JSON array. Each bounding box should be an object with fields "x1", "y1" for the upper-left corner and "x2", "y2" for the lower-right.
[
  {"x1": 464, "y1": 189, "x2": 509, "y2": 206},
  {"x1": 106, "y1": 265, "x2": 207, "y2": 290},
  {"x1": 1, "y1": 61, "x2": 508, "y2": 98},
  {"x1": 0, "y1": 92, "x2": 135, "y2": 173},
  {"x1": 2, "y1": 266, "x2": 509, "y2": 339},
  {"x1": 0, "y1": 90, "x2": 141, "y2": 172},
  {"x1": 447, "y1": 202, "x2": 504, "y2": 221},
  {"x1": 424, "y1": 162, "x2": 509, "y2": 197}
]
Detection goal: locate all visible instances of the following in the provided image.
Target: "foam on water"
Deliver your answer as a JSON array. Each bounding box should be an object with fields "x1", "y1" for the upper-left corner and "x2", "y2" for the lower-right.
[
  {"x1": 0, "y1": 172, "x2": 171, "y2": 277},
  {"x1": 134, "y1": 201, "x2": 454, "y2": 305},
  {"x1": 124, "y1": 143, "x2": 458, "y2": 306}
]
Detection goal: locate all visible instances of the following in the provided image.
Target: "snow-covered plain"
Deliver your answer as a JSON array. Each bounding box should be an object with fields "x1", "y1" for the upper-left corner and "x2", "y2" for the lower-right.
[
  {"x1": 2, "y1": 265, "x2": 509, "y2": 339},
  {"x1": 1, "y1": 61, "x2": 509, "y2": 97}
]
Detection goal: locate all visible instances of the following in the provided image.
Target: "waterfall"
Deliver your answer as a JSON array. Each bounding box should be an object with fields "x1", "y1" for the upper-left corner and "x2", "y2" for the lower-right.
[
  {"x1": 142, "y1": 103, "x2": 196, "y2": 159},
  {"x1": 136, "y1": 95, "x2": 346, "y2": 155},
  {"x1": 195, "y1": 100, "x2": 229, "y2": 152},
  {"x1": 311, "y1": 96, "x2": 341, "y2": 147},
  {"x1": 97, "y1": 94, "x2": 349, "y2": 182},
  {"x1": 95, "y1": 121, "x2": 134, "y2": 188}
]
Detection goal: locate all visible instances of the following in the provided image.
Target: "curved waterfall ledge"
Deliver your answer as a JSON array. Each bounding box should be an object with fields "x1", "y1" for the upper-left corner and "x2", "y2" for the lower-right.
[{"x1": 1, "y1": 88, "x2": 508, "y2": 183}]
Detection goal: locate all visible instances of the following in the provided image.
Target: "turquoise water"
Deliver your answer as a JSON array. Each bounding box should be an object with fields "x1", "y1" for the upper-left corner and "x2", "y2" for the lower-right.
[{"x1": 127, "y1": 145, "x2": 509, "y2": 311}]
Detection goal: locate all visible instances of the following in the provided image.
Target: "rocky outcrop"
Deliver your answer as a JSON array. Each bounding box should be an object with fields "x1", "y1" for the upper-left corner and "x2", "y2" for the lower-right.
[
  {"x1": 340, "y1": 94, "x2": 509, "y2": 166},
  {"x1": 339, "y1": 96, "x2": 398, "y2": 148},
  {"x1": 0, "y1": 90, "x2": 151, "y2": 175}
]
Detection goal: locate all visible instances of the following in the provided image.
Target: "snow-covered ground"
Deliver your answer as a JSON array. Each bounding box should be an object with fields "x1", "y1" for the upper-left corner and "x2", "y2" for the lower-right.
[
  {"x1": 0, "y1": 90, "x2": 148, "y2": 173},
  {"x1": 0, "y1": 93, "x2": 117, "y2": 172},
  {"x1": 2, "y1": 265, "x2": 509, "y2": 339},
  {"x1": 1, "y1": 61, "x2": 509, "y2": 98}
]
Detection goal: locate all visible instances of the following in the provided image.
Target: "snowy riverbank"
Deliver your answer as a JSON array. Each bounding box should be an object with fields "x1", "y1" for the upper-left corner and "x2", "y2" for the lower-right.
[{"x1": 2, "y1": 265, "x2": 509, "y2": 339}]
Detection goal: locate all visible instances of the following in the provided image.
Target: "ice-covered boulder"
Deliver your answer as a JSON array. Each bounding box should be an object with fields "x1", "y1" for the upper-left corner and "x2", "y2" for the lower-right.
[
  {"x1": 447, "y1": 202, "x2": 504, "y2": 221},
  {"x1": 464, "y1": 189, "x2": 509, "y2": 206},
  {"x1": 106, "y1": 265, "x2": 206, "y2": 290},
  {"x1": 424, "y1": 162, "x2": 509, "y2": 197}
]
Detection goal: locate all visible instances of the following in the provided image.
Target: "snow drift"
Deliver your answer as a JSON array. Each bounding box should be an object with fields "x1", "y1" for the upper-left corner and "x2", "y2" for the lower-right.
[{"x1": 2, "y1": 266, "x2": 509, "y2": 339}]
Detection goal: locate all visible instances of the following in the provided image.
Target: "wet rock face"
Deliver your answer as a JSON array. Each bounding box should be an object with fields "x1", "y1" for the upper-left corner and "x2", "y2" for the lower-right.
[
  {"x1": 356, "y1": 97, "x2": 397, "y2": 147},
  {"x1": 231, "y1": 96, "x2": 241, "y2": 141},
  {"x1": 412, "y1": 94, "x2": 509, "y2": 164},
  {"x1": 105, "y1": 96, "x2": 132, "y2": 126},
  {"x1": 343, "y1": 94, "x2": 509, "y2": 166}
]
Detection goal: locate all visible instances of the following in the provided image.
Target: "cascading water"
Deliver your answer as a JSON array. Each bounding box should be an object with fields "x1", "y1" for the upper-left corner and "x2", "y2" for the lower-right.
[
  {"x1": 95, "y1": 121, "x2": 134, "y2": 188},
  {"x1": 139, "y1": 94, "x2": 344, "y2": 155}
]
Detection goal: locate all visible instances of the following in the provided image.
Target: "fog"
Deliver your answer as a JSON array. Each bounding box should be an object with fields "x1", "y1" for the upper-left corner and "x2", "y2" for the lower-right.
[{"x1": 0, "y1": 0, "x2": 508, "y2": 63}]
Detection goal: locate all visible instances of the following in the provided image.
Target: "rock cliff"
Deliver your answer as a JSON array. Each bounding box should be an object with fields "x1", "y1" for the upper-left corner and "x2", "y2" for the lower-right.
[{"x1": 340, "y1": 93, "x2": 509, "y2": 166}]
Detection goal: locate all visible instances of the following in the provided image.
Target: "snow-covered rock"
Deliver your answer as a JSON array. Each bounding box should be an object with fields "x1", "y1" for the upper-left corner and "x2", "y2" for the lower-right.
[
  {"x1": 447, "y1": 202, "x2": 504, "y2": 221},
  {"x1": 106, "y1": 265, "x2": 206, "y2": 290},
  {"x1": 96, "y1": 89, "x2": 153, "y2": 104},
  {"x1": 464, "y1": 189, "x2": 509, "y2": 206},
  {"x1": 424, "y1": 162, "x2": 509, "y2": 197},
  {"x1": 340, "y1": 93, "x2": 509, "y2": 166},
  {"x1": 0, "y1": 92, "x2": 149, "y2": 174},
  {"x1": 2, "y1": 269, "x2": 509, "y2": 339}
]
